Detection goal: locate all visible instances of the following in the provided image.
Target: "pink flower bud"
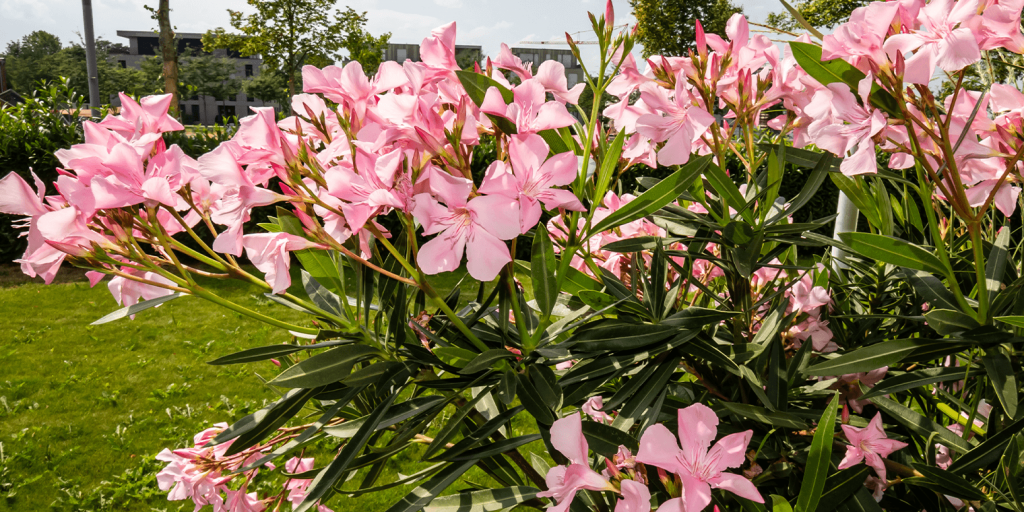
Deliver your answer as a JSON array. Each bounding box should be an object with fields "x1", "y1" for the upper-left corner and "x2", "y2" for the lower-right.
[
  {"x1": 271, "y1": 358, "x2": 281, "y2": 367},
  {"x1": 605, "y1": 0, "x2": 615, "y2": 29},
  {"x1": 695, "y1": 20, "x2": 708, "y2": 60}
]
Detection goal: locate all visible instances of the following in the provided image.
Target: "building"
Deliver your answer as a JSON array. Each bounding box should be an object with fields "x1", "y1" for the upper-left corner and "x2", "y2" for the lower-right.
[
  {"x1": 383, "y1": 43, "x2": 483, "y2": 69},
  {"x1": 114, "y1": 31, "x2": 267, "y2": 125},
  {"x1": 510, "y1": 47, "x2": 584, "y2": 88}
]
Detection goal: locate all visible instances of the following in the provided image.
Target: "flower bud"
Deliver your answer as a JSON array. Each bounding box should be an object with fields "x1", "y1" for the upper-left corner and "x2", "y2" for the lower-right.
[
  {"x1": 605, "y1": 0, "x2": 615, "y2": 30},
  {"x1": 695, "y1": 20, "x2": 708, "y2": 60}
]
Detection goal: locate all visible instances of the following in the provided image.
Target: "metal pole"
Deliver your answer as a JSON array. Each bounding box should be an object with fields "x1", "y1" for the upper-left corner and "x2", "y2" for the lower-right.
[
  {"x1": 81, "y1": 0, "x2": 101, "y2": 116},
  {"x1": 831, "y1": 191, "x2": 859, "y2": 269}
]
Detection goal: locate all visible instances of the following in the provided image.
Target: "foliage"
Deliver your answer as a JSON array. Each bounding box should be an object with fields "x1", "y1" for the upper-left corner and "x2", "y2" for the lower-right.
[
  {"x1": 242, "y1": 66, "x2": 290, "y2": 108},
  {"x1": 2, "y1": 31, "x2": 161, "y2": 100},
  {"x1": 336, "y1": 7, "x2": 392, "y2": 75},
  {"x1": 201, "y1": 0, "x2": 383, "y2": 102},
  {"x1": 629, "y1": 0, "x2": 743, "y2": 58},
  {"x1": 177, "y1": 54, "x2": 241, "y2": 122},
  {"x1": 7, "y1": 1, "x2": 1024, "y2": 512},
  {"x1": 766, "y1": 0, "x2": 868, "y2": 31}
]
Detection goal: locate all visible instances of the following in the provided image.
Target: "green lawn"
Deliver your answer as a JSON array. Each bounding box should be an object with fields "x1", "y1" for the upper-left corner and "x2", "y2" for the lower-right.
[{"x1": 0, "y1": 264, "x2": 540, "y2": 511}]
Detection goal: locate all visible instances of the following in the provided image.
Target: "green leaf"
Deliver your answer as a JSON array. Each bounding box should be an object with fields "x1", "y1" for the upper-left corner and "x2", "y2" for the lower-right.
[
  {"x1": 838, "y1": 232, "x2": 948, "y2": 277},
  {"x1": 924, "y1": 309, "x2": 981, "y2": 335},
  {"x1": 515, "y1": 260, "x2": 602, "y2": 296},
  {"x1": 868, "y1": 395, "x2": 973, "y2": 453},
  {"x1": 570, "y1": 323, "x2": 678, "y2": 352},
  {"x1": 324, "y1": 396, "x2": 445, "y2": 438},
  {"x1": 460, "y1": 349, "x2": 515, "y2": 375},
  {"x1": 91, "y1": 292, "x2": 185, "y2": 325},
  {"x1": 447, "y1": 434, "x2": 541, "y2": 461},
  {"x1": 580, "y1": 420, "x2": 639, "y2": 455},
  {"x1": 516, "y1": 373, "x2": 556, "y2": 425},
  {"x1": 983, "y1": 350, "x2": 1018, "y2": 419},
  {"x1": 601, "y1": 236, "x2": 664, "y2": 253},
  {"x1": 815, "y1": 467, "x2": 872, "y2": 512},
  {"x1": 618, "y1": 355, "x2": 681, "y2": 420},
  {"x1": 434, "y1": 347, "x2": 480, "y2": 368},
  {"x1": 531, "y1": 224, "x2": 558, "y2": 318},
  {"x1": 772, "y1": 495, "x2": 794, "y2": 512},
  {"x1": 269, "y1": 345, "x2": 383, "y2": 388},
  {"x1": 906, "y1": 463, "x2": 988, "y2": 501},
  {"x1": 595, "y1": 129, "x2": 627, "y2": 203},
  {"x1": 789, "y1": 41, "x2": 901, "y2": 117},
  {"x1": 949, "y1": 415, "x2": 1024, "y2": 474},
  {"x1": 222, "y1": 387, "x2": 319, "y2": 455},
  {"x1": 779, "y1": 0, "x2": 823, "y2": 38},
  {"x1": 383, "y1": 460, "x2": 478, "y2": 512},
  {"x1": 454, "y1": 69, "x2": 513, "y2": 106},
  {"x1": 589, "y1": 155, "x2": 711, "y2": 235},
  {"x1": 860, "y1": 367, "x2": 975, "y2": 400},
  {"x1": 804, "y1": 339, "x2": 926, "y2": 376},
  {"x1": 434, "y1": 406, "x2": 524, "y2": 461},
  {"x1": 423, "y1": 486, "x2": 541, "y2": 512},
  {"x1": 343, "y1": 361, "x2": 405, "y2": 387},
  {"x1": 207, "y1": 340, "x2": 351, "y2": 365},
  {"x1": 720, "y1": 402, "x2": 809, "y2": 430},
  {"x1": 987, "y1": 227, "x2": 1011, "y2": 300},
  {"x1": 663, "y1": 308, "x2": 738, "y2": 329},
  {"x1": 996, "y1": 316, "x2": 1024, "y2": 328},
  {"x1": 897, "y1": 269, "x2": 958, "y2": 312},
  {"x1": 424, "y1": 388, "x2": 493, "y2": 459},
  {"x1": 705, "y1": 162, "x2": 754, "y2": 224},
  {"x1": 297, "y1": 393, "x2": 397, "y2": 512},
  {"x1": 795, "y1": 393, "x2": 839, "y2": 512},
  {"x1": 496, "y1": 369, "x2": 517, "y2": 406},
  {"x1": 538, "y1": 129, "x2": 572, "y2": 155}
]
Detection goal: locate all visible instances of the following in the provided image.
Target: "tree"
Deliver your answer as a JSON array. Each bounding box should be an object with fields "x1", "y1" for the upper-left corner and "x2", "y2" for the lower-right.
[
  {"x1": 178, "y1": 55, "x2": 240, "y2": 123},
  {"x1": 202, "y1": 0, "x2": 346, "y2": 106},
  {"x1": 629, "y1": 0, "x2": 744, "y2": 58},
  {"x1": 243, "y1": 66, "x2": 289, "y2": 108},
  {"x1": 3, "y1": 31, "x2": 64, "y2": 91},
  {"x1": 337, "y1": 7, "x2": 391, "y2": 74},
  {"x1": 144, "y1": 0, "x2": 180, "y2": 118},
  {"x1": 765, "y1": 0, "x2": 868, "y2": 31}
]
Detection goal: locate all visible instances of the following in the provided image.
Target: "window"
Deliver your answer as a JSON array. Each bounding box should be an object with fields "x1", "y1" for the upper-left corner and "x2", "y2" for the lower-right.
[
  {"x1": 245, "y1": 64, "x2": 253, "y2": 77},
  {"x1": 396, "y1": 48, "x2": 407, "y2": 61},
  {"x1": 190, "y1": 105, "x2": 200, "y2": 124},
  {"x1": 559, "y1": 54, "x2": 574, "y2": 68},
  {"x1": 567, "y1": 74, "x2": 578, "y2": 88},
  {"x1": 118, "y1": 60, "x2": 127, "y2": 68},
  {"x1": 246, "y1": 95, "x2": 254, "y2": 102},
  {"x1": 216, "y1": 105, "x2": 237, "y2": 125}
]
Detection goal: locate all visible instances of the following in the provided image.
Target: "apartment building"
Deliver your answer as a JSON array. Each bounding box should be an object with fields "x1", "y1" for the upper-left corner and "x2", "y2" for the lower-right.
[
  {"x1": 114, "y1": 31, "x2": 267, "y2": 125},
  {"x1": 510, "y1": 47, "x2": 584, "y2": 87}
]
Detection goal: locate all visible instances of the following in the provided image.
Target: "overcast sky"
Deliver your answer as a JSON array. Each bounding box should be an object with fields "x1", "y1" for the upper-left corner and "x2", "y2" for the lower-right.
[{"x1": 1, "y1": 0, "x2": 780, "y2": 67}]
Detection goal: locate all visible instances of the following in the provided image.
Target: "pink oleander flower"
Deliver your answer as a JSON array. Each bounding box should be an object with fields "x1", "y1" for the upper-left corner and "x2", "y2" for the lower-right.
[
  {"x1": 582, "y1": 396, "x2": 614, "y2": 424},
  {"x1": 809, "y1": 73, "x2": 888, "y2": 176},
  {"x1": 936, "y1": 400, "x2": 991, "y2": 469},
  {"x1": 222, "y1": 486, "x2": 265, "y2": 512},
  {"x1": 100, "y1": 92, "x2": 184, "y2": 141},
  {"x1": 821, "y1": 2, "x2": 899, "y2": 69},
  {"x1": 198, "y1": 142, "x2": 286, "y2": 256},
  {"x1": 884, "y1": 0, "x2": 982, "y2": 84},
  {"x1": 480, "y1": 79, "x2": 577, "y2": 137},
  {"x1": 242, "y1": 233, "x2": 324, "y2": 294},
  {"x1": 302, "y1": 61, "x2": 407, "y2": 123},
  {"x1": 864, "y1": 475, "x2": 886, "y2": 502},
  {"x1": 535, "y1": 60, "x2": 585, "y2": 104},
  {"x1": 411, "y1": 171, "x2": 520, "y2": 281},
  {"x1": 635, "y1": 81, "x2": 716, "y2": 166},
  {"x1": 838, "y1": 412, "x2": 909, "y2": 482},
  {"x1": 89, "y1": 142, "x2": 192, "y2": 210},
  {"x1": 636, "y1": 403, "x2": 763, "y2": 512},
  {"x1": 107, "y1": 266, "x2": 176, "y2": 315},
  {"x1": 493, "y1": 43, "x2": 533, "y2": 81},
  {"x1": 479, "y1": 134, "x2": 584, "y2": 233},
  {"x1": 614, "y1": 479, "x2": 651, "y2": 512},
  {"x1": 324, "y1": 147, "x2": 407, "y2": 232},
  {"x1": 966, "y1": 0, "x2": 1024, "y2": 52},
  {"x1": 537, "y1": 413, "x2": 618, "y2": 512}
]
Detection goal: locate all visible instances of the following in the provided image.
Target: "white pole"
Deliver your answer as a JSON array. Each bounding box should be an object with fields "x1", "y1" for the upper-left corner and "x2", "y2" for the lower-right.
[
  {"x1": 831, "y1": 191, "x2": 858, "y2": 269},
  {"x1": 81, "y1": 0, "x2": 101, "y2": 115}
]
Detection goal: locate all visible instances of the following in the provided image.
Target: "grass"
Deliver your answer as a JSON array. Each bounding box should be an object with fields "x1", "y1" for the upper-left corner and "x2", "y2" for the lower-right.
[{"x1": 0, "y1": 263, "x2": 545, "y2": 511}]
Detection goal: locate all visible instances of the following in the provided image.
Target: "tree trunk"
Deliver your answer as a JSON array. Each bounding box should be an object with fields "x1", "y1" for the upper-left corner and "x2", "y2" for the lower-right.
[{"x1": 158, "y1": 0, "x2": 179, "y2": 119}]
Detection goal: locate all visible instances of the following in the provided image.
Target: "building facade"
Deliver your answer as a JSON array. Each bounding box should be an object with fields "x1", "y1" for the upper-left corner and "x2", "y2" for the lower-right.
[
  {"x1": 510, "y1": 47, "x2": 584, "y2": 87},
  {"x1": 114, "y1": 31, "x2": 266, "y2": 126},
  {"x1": 382, "y1": 43, "x2": 483, "y2": 70}
]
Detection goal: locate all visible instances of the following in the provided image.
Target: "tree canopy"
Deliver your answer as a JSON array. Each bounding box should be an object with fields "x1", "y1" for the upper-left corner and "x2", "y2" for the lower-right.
[{"x1": 629, "y1": 0, "x2": 744, "y2": 58}]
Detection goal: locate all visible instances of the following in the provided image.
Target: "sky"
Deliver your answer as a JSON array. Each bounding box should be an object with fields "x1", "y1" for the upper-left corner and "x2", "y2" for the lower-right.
[{"x1": 0, "y1": 0, "x2": 780, "y2": 68}]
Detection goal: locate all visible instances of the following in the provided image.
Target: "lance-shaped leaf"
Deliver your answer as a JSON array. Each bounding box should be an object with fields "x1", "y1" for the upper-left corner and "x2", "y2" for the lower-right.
[
  {"x1": 589, "y1": 155, "x2": 711, "y2": 235},
  {"x1": 838, "y1": 232, "x2": 948, "y2": 277},
  {"x1": 531, "y1": 224, "x2": 558, "y2": 318},
  {"x1": 804, "y1": 339, "x2": 927, "y2": 376},
  {"x1": 432, "y1": 406, "x2": 524, "y2": 461},
  {"x1": 983, "y1": 350, "x2": 1018, "y2": 419},
  {"x1": 324, "y1": 396, "x2": 445, "y2": 438},
  {"x1": 455, "y1": 69, "x2": 514, "y2": 106},
  {"x1": 270, "y1": 345, "x2": 384, "y2": 388},
  {"x1": 789, "y1": 41, "x2": 901, "y2": 116},
  {"x1": 446, "y1": 435, "x2": 542, "y2": 461},
  {"x1": 383, "y1": 460, "x2": 478, "y2": 512},
  {"x1": 91, "y1": 292, "x2": 184, "y2": 325},
  {"x1": 423, "y1": 486, "x2": 541, "y2": 512},
  {"x1": 460, "y1": 349, "x2": 516, "y2": 375},
  {"x1": 897, "y1": 269, "x2": 959, "y2": 312},
  {"x1": 860, "y1": 367, "x2": 978, "y2": 400},
  {"x1": 207, "y1": 340, "x2": 353, "y2": 365},
  {"x1": 986, "y1": 227, "x2": 1010, "y2": 304},
  {"x1": 905, "y1": 463, "x2": 987, "y2": 501},
  {"x1": 949, "y1": 415, "x2": 1024, "y2": 474},
  {"x1": 795, "y1": 393, "x2": 839, "y2": 512},
  {"x1": 868, "y1": 394, "x2": 973, "y2": 453},
  {"x1": 297, "y1": 392, "x2": 397, "y2": 512},
  {"x1": 220, "y1": 387, "x2": 320, "y2": 455},
  {"x1": 581, "y1": 421, "x2": 639, "y2": 455},
  {"x1": 814, "y1": 467, "x2": 871, "y2": 512},
  {"x1": 924, "y1": 309, "x2": 981, "y2": 335}
]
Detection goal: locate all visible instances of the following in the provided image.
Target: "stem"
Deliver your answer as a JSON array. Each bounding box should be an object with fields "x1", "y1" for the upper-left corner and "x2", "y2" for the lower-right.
[
  {"x1": 192, "y1": 286, "x2": 318, "y2": 335},
  {"x1": 969, "y1": 222, "x2": 990, "y2": 322}
]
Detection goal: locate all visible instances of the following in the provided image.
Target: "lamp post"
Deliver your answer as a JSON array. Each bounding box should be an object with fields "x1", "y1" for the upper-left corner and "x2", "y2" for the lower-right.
[
  {"x1": 832, "y1": 192, "x2": 858, "y2": 269},
  {"x1": 81, "y1": 0, "x2": 101, "y2": 116}
]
